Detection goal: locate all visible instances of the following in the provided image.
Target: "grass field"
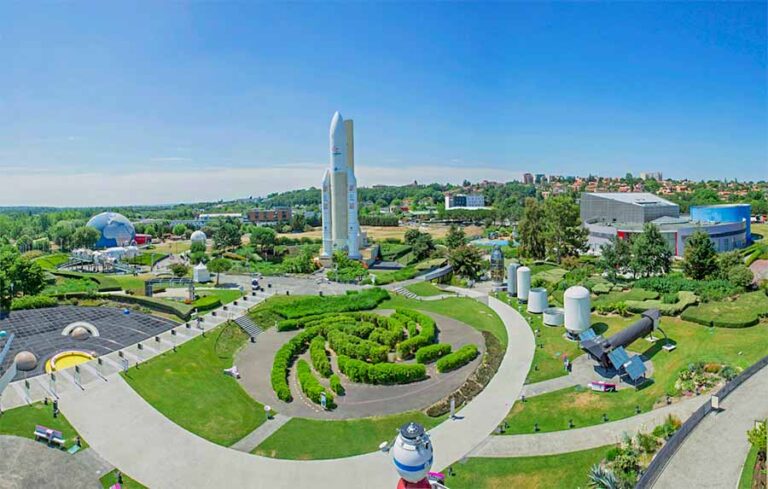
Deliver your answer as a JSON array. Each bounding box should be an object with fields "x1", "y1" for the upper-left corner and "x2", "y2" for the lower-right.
[
  {"x1": 738, "y1": 444, "x2": 761, "y2": 489},
  {"x1": 127, "y1": 252, "x2": 169, "y2": 267},
  {"x1": 33, "y1": 253, "x2": 69, "y2": 270},
  {"x1": 100, "y1": 471, "x2": 147, "y2": 489},
  {"x1": 752, "y1": 222, "x2": 768, "y2": 241},
  {"x1": 592, "y1": 288, "x2": 659, "y2": 307},
  {"x1": 122, "y1": 322, "x2": 266, "y2": 446},
  {"x1": 502, "y1": 314, "x2": 768, "y2": 434},
  {"x1": 445, "y1": 445, "x2": 609, "y2": 489},
  {"x1": 253, "y1": 411, "x2": 447, "y2": 459},
  {"x1": 405, "y1": 282, "x2": 453, "y2": 297},
  {"x1": 379, "y1": 295, "x2": 508, "y2": 347},
  {"x1": 112, "y1": 274, "x2": 153, "y2": 295},
  {"x1": 278, "y1": 224, "x2": 484, "y2": 242},
  {"x1": 149, "y1": 241, "x2": 192, "y2": 254},
  {"x1": 196, "y1": 288, "x2": 243, "y2": 305},
  {"x1": 0, "y1": 402, "x2": 85, "y2": 450},
  {"x1": 496, "y1": 293, "x2": 581, "y2": 383},
  {"x1": 681, "y1": 290, "x2": 768, "y2": 328},
  {"x1": 43, "y1": 277, "x2": 99, "y2": 295}
]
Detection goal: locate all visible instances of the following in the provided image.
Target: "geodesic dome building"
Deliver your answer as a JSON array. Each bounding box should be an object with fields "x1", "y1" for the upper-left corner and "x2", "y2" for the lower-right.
[
  {"x1": 190, "y1": 230, "x2": 207, "y2": 244},
  {"x1": 86, "y1": 212, "x2": 136, "y2": 248}
]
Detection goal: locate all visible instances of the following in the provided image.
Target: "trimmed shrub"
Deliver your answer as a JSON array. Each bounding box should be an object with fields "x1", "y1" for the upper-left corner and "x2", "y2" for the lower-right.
[
  {"x1": 436, "y1": 344, "x2": 479, "y2": 373},
  {"x1": 415, "y1": 343, "x2": 451, "y2": 364},
  {"x1": 296, "y1": 359, "x2": 335, "y2": 408},
  {"x1": 337, "y1": 355, "x2": 426, "y2": 385},
  {"x1": 681, "y1": 291, "x2": 768, "y2": 328},
  {"x1": 310, "y1": 336, "x2": 333, "y2": 378},
  {"x1": 193, "y1": 295, "x2": 222, "y2": 312},
  {"x1": 328, "y1": 330, "x2": 388, "y2": 363},
  {"x1": 271, "y1": 326, "x2": 322, "y2": 401},
  {"x1": 625, "y1": 291, "x2": 698, "y2": 316},
  {"x1": 11, "y1": 295, "x2": 58, "y2": 311},
  {"x1": 330, "y1": 374, "x2": 345, "y2": 395}
]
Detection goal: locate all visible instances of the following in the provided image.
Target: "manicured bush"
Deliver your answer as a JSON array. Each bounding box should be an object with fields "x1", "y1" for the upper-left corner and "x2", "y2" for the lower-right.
[
  {"x1": 624, "y1": 291, "x2": 698, "y2": 316},
  {"x1": 310, "y1": 336, "x2": 332, "y2": 378},
  {"x1": 296, "y1": 359, "x2": 335, "y2": 408},
  {"x1": 11, "y1": 295, "x2": 58, "y2": 310},
  {"x1": 681, "y1": 291, "x2": 768, "y2": 328},
  {"x1": 634, "y1": 275, "x2": 741, "y2": 302},
  {"x1": 436, "y1": 344, "x2": 479, "y2": 373},
  {"x1": 271, "y1": 326, "x2": 322, "y2": 401},
  {"x1": 193, "y1": 295, "x2": 222, "y2": 312},
  {"x1": 328, "y1": 330, "x2": 388, "y2": 363},
  {"x1": 398, "y1": 336, "x2": 432, "y2": 359},
  {"x1": 271, "y1": 288, "x2": 389, "y2": 319},
  {"x1": 415, "y1": 343, "x2": 452, "y2": 364},
  {"x1": 337, "y1": 355, "x2": 426, "y2": 385},
  {"x1": 329, "y1": 374, "x2": 345, "y2": 395}
]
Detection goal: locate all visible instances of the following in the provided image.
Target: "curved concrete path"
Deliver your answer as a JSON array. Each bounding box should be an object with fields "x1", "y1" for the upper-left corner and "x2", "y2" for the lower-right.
[
  {"x1": 56, "y1": 295, "x2": 534, "y2": 489},
  {"x1": 472, "y1": 395, "x2": 708, "y2": 457},
  {"x1": 652, "y1": 364, "x2": 768, "y2": 489}
]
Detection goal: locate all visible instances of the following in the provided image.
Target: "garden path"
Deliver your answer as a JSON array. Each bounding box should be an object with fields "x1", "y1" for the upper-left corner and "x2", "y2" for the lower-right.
[{"x1": 54, "y1": 294, "x2": 535, "y2": 489}]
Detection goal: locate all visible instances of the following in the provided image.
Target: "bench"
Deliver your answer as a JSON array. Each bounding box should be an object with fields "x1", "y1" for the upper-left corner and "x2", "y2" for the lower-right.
[{"x1": 34, "y1": 425, "x2": 65, "y2": 447}]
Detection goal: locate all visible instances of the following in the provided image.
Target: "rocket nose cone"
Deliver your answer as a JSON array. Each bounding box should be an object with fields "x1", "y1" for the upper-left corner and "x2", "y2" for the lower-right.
[{"x1": 330, "y1": 111, "x2": 344, "y2": 133}]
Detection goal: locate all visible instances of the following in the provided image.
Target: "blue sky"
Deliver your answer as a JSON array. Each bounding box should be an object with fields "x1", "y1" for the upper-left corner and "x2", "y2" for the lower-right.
[{"x1": 1, "y1": 2, "x2": 765, "y2": 206}]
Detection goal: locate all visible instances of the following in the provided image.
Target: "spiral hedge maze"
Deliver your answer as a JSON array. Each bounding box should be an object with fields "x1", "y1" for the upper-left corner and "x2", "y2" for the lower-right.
[{"x1": 270, "y1": 308, "x2": 479, "y2": 409}]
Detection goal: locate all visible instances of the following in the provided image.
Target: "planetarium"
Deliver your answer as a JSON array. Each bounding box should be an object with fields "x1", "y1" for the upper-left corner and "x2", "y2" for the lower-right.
[{"x1": 86, "y1": 212, "x2": 136, "y2": 248}]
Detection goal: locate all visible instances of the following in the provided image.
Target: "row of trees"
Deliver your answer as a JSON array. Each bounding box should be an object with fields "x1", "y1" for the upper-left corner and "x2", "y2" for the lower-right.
[
  {"x1": 518, "y1": 196, "x2": 588, "y2": 263},
  {"x1": 682, "y1": 231, "x2": 753, "y2": 287},
  {"x1": 598, "y1": 224, "x2": 673, "y2": 280}
]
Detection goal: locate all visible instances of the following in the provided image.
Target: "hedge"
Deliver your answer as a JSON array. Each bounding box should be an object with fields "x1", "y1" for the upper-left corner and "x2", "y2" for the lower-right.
[
  {"x1": 193, "y1": 295, "x2": 222, "y2": 313},
  {"x1": 270, "y1": 288, "x2": 389, "y2": 319},
  {"x1": 436, "y1": 344, "x2": 479, "y2": 373},
  {"x1": 271, "y1": 326, "x2": 322, "y2": 401},
  {"x1": 11, "y1": 295, "x2": 58, "y2": 311},
  {"x1": 327, "y1": 330, "x2": 388, "y2": 364},
  {"x1": 296, "y1": 359, "x2": 335, "y2": 408},
  {"x1": 337, "y1": 355, "x2": 426, "y2": 385},
  {"x1": 310, "y1": 336, "x2": 333, "y2": 377},
  {"x1": 680, "y1": 291, "x2": 768, "y2": 328},
  {"x1": 104, "y1": 294, "x2": 194, "y2": 320},
  {"x1": 415, "y1": 343, "x2": 452, "y2": 364},
  {"x1": 329, "y1": 374, "x2": 345, "y2": 395},
  {"x1": 625, "y1": 291, "x2": 698, "y2": 316},
  {"x1": 396, "y1": 309, "x2": 437, "y2": 359}
]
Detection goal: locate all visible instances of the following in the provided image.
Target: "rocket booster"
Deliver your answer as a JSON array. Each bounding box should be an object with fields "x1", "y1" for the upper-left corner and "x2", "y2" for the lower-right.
[{"x1": 321, "y1": 170, "x2": 333, "y2": 257}]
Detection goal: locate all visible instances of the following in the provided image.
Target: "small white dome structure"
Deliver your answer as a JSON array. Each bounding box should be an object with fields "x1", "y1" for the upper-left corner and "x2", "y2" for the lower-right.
[
  {"x1": 392, "y1": 422, "x2": 433, "y2": 484},
  {"x1": 527, "y1": 287, "x2": 548, "y2": 314},
  {"x1": 190, "y1": 230, "x2": 207, "y2": 244},
  {"x1": 564, "y1": 286, "x2": 591, "y2": 337},
  {"x1": 507, "y1": 263, "x2": 519, "y2": 296},
  {"x1": 543, "y1": 307, "x2": 565, "y2": 326},
  {"x1": 517, "y1": 266, "x2": 531, "y2": 303},
  {"x1": 193, "y1": 262, "x2": 211, "y2": 283},
  {"x1": 14, "y1": 351, "x2": 38, "y2": 371}
]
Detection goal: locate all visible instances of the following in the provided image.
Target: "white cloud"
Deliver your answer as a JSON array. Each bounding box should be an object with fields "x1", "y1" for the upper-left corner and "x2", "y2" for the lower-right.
[{"x1": 0, "y1": 164, "x2": 525, "y2": 207}]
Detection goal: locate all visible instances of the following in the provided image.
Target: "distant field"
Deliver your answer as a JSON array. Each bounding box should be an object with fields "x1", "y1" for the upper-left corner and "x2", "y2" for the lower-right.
[{"x1": 279, "y1": 224, "x2": 483, "y2": 242}]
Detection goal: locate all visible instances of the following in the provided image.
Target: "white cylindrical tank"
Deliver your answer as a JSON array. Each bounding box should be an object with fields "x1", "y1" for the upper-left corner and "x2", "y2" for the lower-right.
[
  {"x1": 543, "y1": 307, "x2": 565, "y2": 326},
  {"x1": 517, "y1": 266, "x2": 531, "y2": 303},
  {"x1": 527, "y1": 287, "x2": 548, "y2": 314},
  {"x1": 564, "y1": 286, "x2": 591, "y2": 336},
  {"x1": 392, "y1": 422, "x2": 433, "y2": 483},
  {"x1": 507, "y1": 263, "x2": 519, "y2": 296}
]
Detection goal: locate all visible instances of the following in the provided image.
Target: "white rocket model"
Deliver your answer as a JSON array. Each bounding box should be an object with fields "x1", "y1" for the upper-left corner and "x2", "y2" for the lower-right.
[{"x1": 321, "y1": 111, "x2": 361, "y2": 259}]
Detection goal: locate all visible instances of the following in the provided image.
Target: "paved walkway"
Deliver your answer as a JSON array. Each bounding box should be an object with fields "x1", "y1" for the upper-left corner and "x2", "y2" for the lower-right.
[
  {"x1": 471, "y1": 395, "x2": 708, "y2": 457},
  {"x1": 229, "y1": 414, "x2": 292, "y2": 452},
  {"x1": 0, "y1": 436, "x2": 108, "y2": 489},
  {"x1": 653, "y1": 365, "x2": 768, "y2": 489},
  {"x1": 55, "y1": 294, "x2": 534, "y2": 489}
]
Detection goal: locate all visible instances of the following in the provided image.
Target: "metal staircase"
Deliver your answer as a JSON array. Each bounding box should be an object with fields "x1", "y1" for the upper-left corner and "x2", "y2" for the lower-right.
[{"x1": 234, "y1": 315, "x2": 263, "y2": 339}]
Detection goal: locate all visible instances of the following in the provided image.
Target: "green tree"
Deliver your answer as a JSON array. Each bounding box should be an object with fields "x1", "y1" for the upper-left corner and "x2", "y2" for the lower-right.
[
  {"x1": 445, "y1": 224, "x2": 467, "y2": 249},
  {"x1": 213, "y1": 218, "x2": 242, "y2": 250},
  {"x1": 250, "y1": 226, "x2": 277, "y2": 256},
  {"x1": 747, "y1": 419, "x2": 766, "y2": 454},
  {"x1": 190, "y1": 241, "x2": 207, "y2": 254},
  {"x1": 49, "y1": 220, "x2": 77, "y2": 250},
  {"x1": 411, "y1": 233, "x2": 435, "y2": 261},
  {"x1": 16, "y1": 235, "x2": 32, "y2": 253},
  {"x1": 542, "y1": 196, "x2": 588, "y2": 262},
  {"x1": 518, "y1": 198, "x2": 546, "y2": 260},
  {"x1": 631, "y1": 223, "x2": 672, "y2": 277},
  {"x1": 599, "y1": 237, "x2": 632, "y2": 281},
  {"x1": 727, "y1": 265, "x2": 754, "y2": 289},
  {"x1": 448, "y1": 245, "x2": 483, "y2": 280},
  {"x1": 206, "y1": 258, "x2": 232, "y2": 285},
  {"x1": 172, "y1": 223, "x2": 187, "y2": 236},
  {"x1": 169, "y1": 263, "x2": 189, "y2": 278},
  {"x1": 682, "y1": 230, "x2": 718, "y2": 280},
  {"x1": 71, "y1": 226, "x2": 100, "y2": 249},
  {"x1": 0, "y1": 247, "x2": 46, "y2": 312}
]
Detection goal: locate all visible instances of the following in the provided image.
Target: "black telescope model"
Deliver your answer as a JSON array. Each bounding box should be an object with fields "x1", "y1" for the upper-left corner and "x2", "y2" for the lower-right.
[{"x1": 580, "y1": 309, "x2": 661, "y2": 381}]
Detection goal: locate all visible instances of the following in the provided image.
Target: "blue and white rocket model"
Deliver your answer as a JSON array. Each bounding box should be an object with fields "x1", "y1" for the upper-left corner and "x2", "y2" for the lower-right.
[{"x1": 321, "y1": 111, "x2": 360, "y2": 259}]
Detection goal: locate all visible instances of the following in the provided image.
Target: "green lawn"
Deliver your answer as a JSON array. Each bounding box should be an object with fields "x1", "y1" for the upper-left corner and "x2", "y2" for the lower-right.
[
  {"x1": 533, "y1": 267, "x2": 568, "y2": 285},
  {"x1": 111, "y1": 274, "x2": 151, "y2": 295},
  {"x1": 405, "y1": 282, "x2": 452, "y2": 297},
  {"x1": 446, "y1": 445, "x2": 609, "y2": 489},
  {"x1": 681, "y1": 291, "x2": 768, "y2": 328},
  {"x1": 121, "y1": 322, "x2": 266, "y2": 446},
  {"x1": 126, "y1": 252, "x2": 169, "y2": 267},
  {"x1": 253, "y1": 411, "x2": 447, "y2": 459},
  {"x1": 379, "y1": 295, "x2": 508, "y2": 347},
  {"x1": 502, "y1": 314, "x2": 768, "y2": 434},
  {"x1": 592, "y1": 288, "x2": 659, "y2": 307},
  {"x1": 738, "y1": 444, "x2": 761, "y2": 489},
  {"x1": 0, "y1": 402, "x2": 85, "y2": 450},
  {"x1": 43, "y1": 277, "x2": 99, "y2": 295},
  {"x1": 100, "y1": 471, "x2": 147, "y2": 489},
  {"x1": 196, "y1": 288, "x2": 243, "y2": 305},
  {"x1": 496, "y1": 293, "x2": 581, "y2": 383},
  {"x1": 33, "y1": 253, "x2": 69, "y2": 270}
]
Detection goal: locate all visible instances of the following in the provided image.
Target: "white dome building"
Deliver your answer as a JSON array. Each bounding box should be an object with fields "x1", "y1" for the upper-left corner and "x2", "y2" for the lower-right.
[{"x1": 190, "y1": 230, "x2": 207, "y2": 244}]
